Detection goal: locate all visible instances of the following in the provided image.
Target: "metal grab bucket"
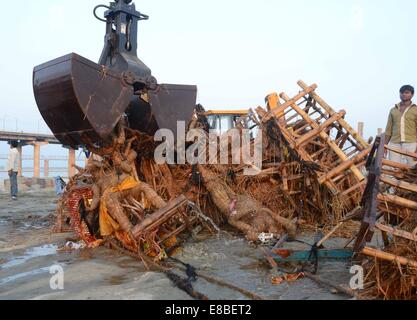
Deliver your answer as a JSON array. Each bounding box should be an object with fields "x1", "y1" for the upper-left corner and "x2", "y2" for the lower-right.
[
  {"x1": 33, "y1": 53, "x2": 197, "y2": 148},
  {"x1": 33, "y1": 53, "x2": 134, "y2": 148}
]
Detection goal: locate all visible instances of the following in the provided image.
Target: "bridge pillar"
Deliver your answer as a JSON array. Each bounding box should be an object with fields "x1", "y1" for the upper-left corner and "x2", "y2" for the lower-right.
[
  {"x1": 68, "y1": 149, "x2": 76, "y2": 177},
  {"x1": 17, "y1": 145, "x2": 23, "y2": 177},
  {"x1": 34, "y1": 143, "x2": 41, "y2": 178},
  {"x1": 44, "y1": 159, "x2": 49, "y2": 178}
]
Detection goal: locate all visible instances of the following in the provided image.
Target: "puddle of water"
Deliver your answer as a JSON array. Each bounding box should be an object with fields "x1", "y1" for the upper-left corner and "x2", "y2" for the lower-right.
[
  {"x1": 17, "y1": 222, "x2": 45, "y2": 231},
  {"x1": 1, "y1": 244, "x2": 58, "y2": 270},
  {"x1": 0, "y1": 267, "x2": 51, "y2": 286},
  {"x1": 105, "y1": 274, "x2": 129, "y2": 286}
]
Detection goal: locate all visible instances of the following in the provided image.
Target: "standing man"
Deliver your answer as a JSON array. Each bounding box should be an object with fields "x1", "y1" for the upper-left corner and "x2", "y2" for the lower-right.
[
  {"x1": 7, "y1": 141, "x2": 19, "y2": 200},
  {"x1": 385, "y1": 85, "x2": 417, "y2": 165}
]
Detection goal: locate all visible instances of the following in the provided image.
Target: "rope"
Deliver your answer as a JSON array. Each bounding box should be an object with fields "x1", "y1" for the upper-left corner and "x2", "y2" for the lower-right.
[{"x1": 106, "y1": 239, "x2": 266, "y2": 300}]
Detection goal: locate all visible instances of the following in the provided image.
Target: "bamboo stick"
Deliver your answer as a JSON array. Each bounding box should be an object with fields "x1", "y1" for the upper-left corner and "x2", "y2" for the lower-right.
[
  {"x1": 380, "y1": 176, "x2": 417, "y2": 193},
  {"x1": 282, "y1": 166, "x2": 289, "y2": 191},
  {"x1": 294, "y1": 122, "x2": 312, "y2": 135},
  {"x1": 317, "y1": 222, "x2": 345, "y2": 247},
  {"x1": 381, "y1": 169, "x2": 406, "y2": 180},
  {"x1": 287, "y1": 174, "x2": 304, "y2": 181},
  {"x1": 382, "y1": 159, "x2": 413, "y2": 170},
  {"x1": 311, "y1": 147, "x2": 328, "y2": 159},
  {"x1": 340, "y1": 181, "x2": 366, "y2": 197},
  {"x1": 297, "y1": 80, "x2": 369, "y2": 150},
  {"x1": 375, "y1": 223, "x2": 417, "y2": 242},
  {"x1": 362, "y1": 247, "x2": 417, "y2": 268},
  {"x1": 385, "y1": 144, "x2": 417, "y2": 160},
  {"x1": 377, "y1": 194, "x2": 417, "y2": 210}
]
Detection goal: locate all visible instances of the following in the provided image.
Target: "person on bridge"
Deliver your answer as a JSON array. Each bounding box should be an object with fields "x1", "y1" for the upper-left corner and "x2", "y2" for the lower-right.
[{"x1": 7, "y1": 141, "x2": 19, "y2": 200}]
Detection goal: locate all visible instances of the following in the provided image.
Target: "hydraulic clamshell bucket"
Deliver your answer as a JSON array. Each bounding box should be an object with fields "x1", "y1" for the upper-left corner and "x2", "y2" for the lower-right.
[
  {"x1": 33, "y1": 53, "x2": 134, "y2": 148},
  {"x1": 33, "y1": 53, "x2": 197, "y2": 148},
  {"x1": 33, "y1": 1, "x2": 198, "y2": 149}
]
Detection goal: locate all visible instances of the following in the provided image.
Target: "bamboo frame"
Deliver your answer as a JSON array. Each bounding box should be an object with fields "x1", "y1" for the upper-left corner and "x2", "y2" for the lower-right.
[
  {"x1": 280, "y1": 92, "x2": 365, "y2": 184},
  {"x1": 297, "y1": 80, "x2": 369, "y2": 150}
]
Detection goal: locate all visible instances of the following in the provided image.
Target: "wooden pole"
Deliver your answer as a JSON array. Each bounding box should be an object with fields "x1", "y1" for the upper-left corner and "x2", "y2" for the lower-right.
[
  {"x1": 34, "y1": 143, "x2": 40, "y2": 178},
  {"x1": 44, "y1": 159, "x2": 49, "y2": 178},
  {"x1": 68, "y1": 148, "x2": 76, "y2": 178}
]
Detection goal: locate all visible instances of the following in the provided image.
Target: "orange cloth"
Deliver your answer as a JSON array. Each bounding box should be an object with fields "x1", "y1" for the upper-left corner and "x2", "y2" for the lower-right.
[{"x1": 99, "y1": 177, "x2": 141, "y2": 236}]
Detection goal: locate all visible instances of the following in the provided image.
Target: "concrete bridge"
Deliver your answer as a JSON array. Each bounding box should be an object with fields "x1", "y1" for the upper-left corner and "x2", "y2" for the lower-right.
[{"x1": 0, "y1": 130, "x2": 80, "y2": 178}]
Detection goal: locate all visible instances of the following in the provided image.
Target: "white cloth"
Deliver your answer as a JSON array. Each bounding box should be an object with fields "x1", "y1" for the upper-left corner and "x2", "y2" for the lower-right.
[
  {"x1": 400, "y1": 106, "x2": 412, "y2": 142},
  {"x1": 388, "y1": 142, "x2": 417, "y2": 165},
  {"x1": 7, "y1": 148, "x2": 19, "y2": 172}
]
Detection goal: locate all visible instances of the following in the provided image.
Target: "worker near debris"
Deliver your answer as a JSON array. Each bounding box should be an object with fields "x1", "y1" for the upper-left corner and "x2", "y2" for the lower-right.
[
  {"x1": 7, "y1": 141, "x2": 20, "y2": 200},
  {"x1": 385, "y1": 85, "x2": 417, "y2": 165}
]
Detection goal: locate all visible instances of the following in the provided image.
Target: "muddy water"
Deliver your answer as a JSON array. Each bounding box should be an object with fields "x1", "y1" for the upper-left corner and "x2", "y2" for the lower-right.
[{"x1": 0, "y1": 191, "x2": 354, "y2": 300}]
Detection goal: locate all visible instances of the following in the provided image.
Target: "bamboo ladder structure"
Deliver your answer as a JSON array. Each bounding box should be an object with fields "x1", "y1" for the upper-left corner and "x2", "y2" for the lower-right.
[
  {"x1": 353, "y1": 136, "x2": 417, "y2": 268},
  {"x1": 256, "y1": 81, "x2": 371, "y2": 204}
]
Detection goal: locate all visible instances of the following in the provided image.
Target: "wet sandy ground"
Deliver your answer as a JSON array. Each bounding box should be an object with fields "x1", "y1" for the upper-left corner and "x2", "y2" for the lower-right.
[{"x1": 0, "y1": 190, "x2": 356, "y2": 300}]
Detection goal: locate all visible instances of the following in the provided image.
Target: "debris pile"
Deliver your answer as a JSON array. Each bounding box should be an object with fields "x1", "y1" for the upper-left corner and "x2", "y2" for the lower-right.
[
  {"x1": 353, "y1": 135, "x2": 417, "y2": 300},
  {"x1": 53, "y1": 80, "x2": 417, "y2": 300},
  {"x1": 55, "y1": 122, "x2": 218, "y2": 262},
  {"x1": 55, "y1": 80, "x2": 370, "y2": 251}
]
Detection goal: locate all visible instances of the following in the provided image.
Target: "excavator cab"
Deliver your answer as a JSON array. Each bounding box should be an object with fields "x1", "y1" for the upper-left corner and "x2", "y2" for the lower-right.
[
  {"x1": 33, "y1": 0, "x2": 197, "y2": 148},
  {"x1": 205, "y1": 110, "x2": 252, "y2": 135}
]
